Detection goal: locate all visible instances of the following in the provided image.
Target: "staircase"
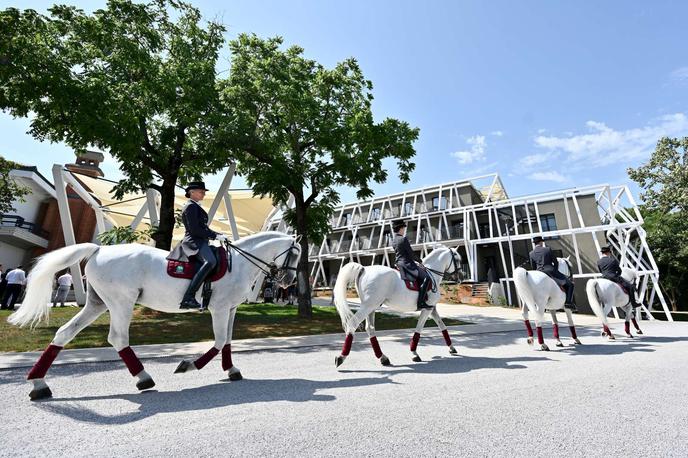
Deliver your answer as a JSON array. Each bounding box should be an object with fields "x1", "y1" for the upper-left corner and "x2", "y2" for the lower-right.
[{"x1": 470, "y1": 282, "x2": 490, "y2": 300}]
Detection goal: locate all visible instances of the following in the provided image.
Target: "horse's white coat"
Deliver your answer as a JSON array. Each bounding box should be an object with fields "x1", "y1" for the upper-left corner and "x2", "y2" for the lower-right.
[
  {"x1": 9, "y1": 232, "x2": 300, "y2": 392},
  {"x1": 513, "y1": 257, "x2": 580, "y2": 350},
  {"x1": 586, "y1": 268, "x2": 642, "y2": 339},
  {"x1": 333, "y1": 246, "x2": 462, "y2": 364}
]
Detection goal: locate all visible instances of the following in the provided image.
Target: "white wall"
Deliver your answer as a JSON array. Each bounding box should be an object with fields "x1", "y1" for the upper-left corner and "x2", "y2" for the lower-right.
[{"x1": 0, "y1": 241, "x2": 27, "y2": 270}]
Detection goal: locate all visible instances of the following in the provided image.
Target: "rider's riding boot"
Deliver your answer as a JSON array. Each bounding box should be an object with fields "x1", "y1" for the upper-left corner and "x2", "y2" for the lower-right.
[
  {"x1": 630, "y1": 287, "x2": 640, "y2": 308},
  {"x1": 564, "y1": 283, "x2": 577, "y2": 311},
  {"x1": 416, "y1": 277, "x2": 433, "y2": 310},
  {"x1": 180, "y1": 262, "x2": 214, "y2": 309}
]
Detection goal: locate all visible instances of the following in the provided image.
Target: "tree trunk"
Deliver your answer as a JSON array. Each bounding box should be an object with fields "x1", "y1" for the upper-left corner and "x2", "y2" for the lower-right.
[
  {"x1": 151, "y1": 174, "x2": 179, "y2": 250},
  {"x1": 295, "y1": 203, "x2": 312, "y2": 319}
]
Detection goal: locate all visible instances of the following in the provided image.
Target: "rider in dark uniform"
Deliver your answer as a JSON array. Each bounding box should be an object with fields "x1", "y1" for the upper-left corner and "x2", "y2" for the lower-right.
[
  {"x1": 392, "y1": 219, "x2": 433, "y2": 310},
  {"x1": 529, "y1": 236, "x2": 575, "y2": 309},
  {"x1": 597, "y1": 246, "x2": 639, "y2": 308},
  {"x1": 167, "y1": 181, "x2": 228, "y2": 309}
]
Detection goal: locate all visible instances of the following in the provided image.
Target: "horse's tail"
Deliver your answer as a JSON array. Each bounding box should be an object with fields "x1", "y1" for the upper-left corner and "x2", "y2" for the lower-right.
[
  {"x1": 8, "y1": 243, "x2": 100, "y2": 328},
  {"x1": 334, "y1": 262, "x2": 365, "y2": 333},
  {"x1": 513, "y1": 267, "x2": 534, "y2": 310},
  {"x1": 586, "y1": 279, "x2": 604, "y2": 317}
]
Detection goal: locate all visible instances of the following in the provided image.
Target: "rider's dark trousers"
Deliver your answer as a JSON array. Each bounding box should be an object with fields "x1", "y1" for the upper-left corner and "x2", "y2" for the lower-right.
[{"x1": 184, "y1": 243, "x2": 217, "y2": 299}]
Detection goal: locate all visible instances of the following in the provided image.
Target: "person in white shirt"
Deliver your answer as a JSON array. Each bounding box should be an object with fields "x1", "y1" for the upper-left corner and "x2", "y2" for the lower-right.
[
  {"x1": 53, "y1": 271, "x2": 73, "y2": 308},
  {"x1": 2, "y1": 265, "x2": 26, "y2": 310}
]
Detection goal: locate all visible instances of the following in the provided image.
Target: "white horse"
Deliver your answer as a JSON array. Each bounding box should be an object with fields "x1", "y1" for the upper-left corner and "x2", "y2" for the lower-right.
[
  {"x1": 8, "y1": 232, "x2": 300, "y2": 401},
  {"x1": 586, "y1": 268, "x2": 643, "y2": 340},
  {"x1": 333, "y1": 245, "x2": 462, "y2": 367},
  {"x1": 513, "y1": 257, "x2": 582, "y2": 351}
]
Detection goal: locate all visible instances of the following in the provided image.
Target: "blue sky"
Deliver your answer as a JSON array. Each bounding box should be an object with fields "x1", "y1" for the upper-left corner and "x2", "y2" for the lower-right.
[{"x1": 2, "y1": 0, "x2": 687, "y2": 203}]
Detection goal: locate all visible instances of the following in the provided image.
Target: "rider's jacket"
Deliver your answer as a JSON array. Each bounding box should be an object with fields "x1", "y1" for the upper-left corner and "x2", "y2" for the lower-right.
[
  {"x1": 597, "y1": 255, "x2": 623, "y2": 281},
  {"x1": 393, "y1": 233, "x2": 420, "y2": 280},
  {"x1": 529, "y1": 245, "x2": 557, "y2": 275},
  {"x1": 166, "y1": 200, "x2": 218, "y2": 262}
]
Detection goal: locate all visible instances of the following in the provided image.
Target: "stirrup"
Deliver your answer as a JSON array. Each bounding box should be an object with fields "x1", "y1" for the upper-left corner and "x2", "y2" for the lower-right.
[
  {"x1": 417, "y1": 303, "x2": 434, "y2": 310},
  {"x1": 180, "y1": 297, "x2": 202, "y2": 309}
]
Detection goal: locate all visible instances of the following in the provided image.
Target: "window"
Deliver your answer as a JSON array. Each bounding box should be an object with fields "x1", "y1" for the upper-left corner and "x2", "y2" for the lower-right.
[
  {"x1": 539, "y1": 213, "x2": 559, "y2": 239},
  {"x1": 341, "y1": 213, "x2": 351, "y2": 226},
  {"x1": 371, "y1": 207, "x2": 381, "y2": 221},
  {"x1": 432, "y1": 196, "x2": 447, "y2": 211},
  {"x1": 479, "y1": 223, "x2": 490, "y2": 238},
  {"x1": 404, "y1": 202, "x2": 413, "y2": 216},
  {"x1": 384, "y1": 231, "x2": 393, "y2": 246},
  {"x1": 552, "y1": 249, "x2": 563, "y2": 259}
]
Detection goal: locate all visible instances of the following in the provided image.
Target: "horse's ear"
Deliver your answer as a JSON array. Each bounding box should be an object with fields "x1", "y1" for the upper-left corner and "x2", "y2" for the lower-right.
[{"x1": 566, "y1": 255, "x2": 571, "y2": 261}]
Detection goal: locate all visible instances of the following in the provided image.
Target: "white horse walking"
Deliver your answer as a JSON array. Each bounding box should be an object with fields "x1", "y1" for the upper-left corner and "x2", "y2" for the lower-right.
[
  {"x1": 513, "y1": 257, "x2": 582, "y2": 351},
  {"x1": 9, "y1": 232, "x2": 300, "y2": 400},
  {"x1": 586, "y1": 269, "x2": 643, "y2": 340},
  {"x1": 333, "y1": 245, "x2": 462, "y2": 366}
]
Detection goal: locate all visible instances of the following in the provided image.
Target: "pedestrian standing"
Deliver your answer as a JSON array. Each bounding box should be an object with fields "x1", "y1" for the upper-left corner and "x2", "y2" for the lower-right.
[
  {"x1": 52, "y1": 271, "x2": 73, "y2": 307},
  {"x1": 0, "y1": 264, "x2": 6, "y2": 302},
  {"x1": 2, "y1": 265, "x2": 26, "y2": 310}
]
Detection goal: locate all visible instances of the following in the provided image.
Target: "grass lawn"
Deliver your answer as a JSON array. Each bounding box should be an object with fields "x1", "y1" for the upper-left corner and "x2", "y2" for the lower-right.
[{"x1": 0, "y1": 303, "x2": 467, "y2": 352}]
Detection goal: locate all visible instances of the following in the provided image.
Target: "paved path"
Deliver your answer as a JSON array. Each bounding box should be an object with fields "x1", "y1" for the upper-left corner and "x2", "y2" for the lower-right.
[{"x1": 1, "y1": 316, "x2": 686, "y2": 457}]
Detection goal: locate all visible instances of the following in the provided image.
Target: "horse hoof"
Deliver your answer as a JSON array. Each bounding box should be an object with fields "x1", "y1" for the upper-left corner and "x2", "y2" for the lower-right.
[
  {"x1": 380, "y1": 355, "x2": 392, "y2": 366},
  {"x1": 449, "y1": 346, "x2": 458, "y2": 355},
  {"x1": 626, "y1": 334, "x2": 633, "y2": 338},
  {"x1": 412, "y1": 355, "x2": 422, "y2": 363},
  {"x1": 556, "y1": 341, "x2": 564, "y2": 348},
  {"x1": 540, "y1": 344, "x2": 550, "y2": 351},
  {"x1": 636, "y1": 330, "x2": 643, "y2": 335},
  {"x1": 574, "y1": 339, "x2": 582, "y2": 345},
  {"x1": 608, "y1": 334, "x2": 616, "y2": 341},
  {"x1": 335, "y1": 355, "x2": 345, "y2": 368},
  {"x1": 527, "y1": 337, "x2": 534, "y2": 345},
  {"x1": 29, "y1": 386, "x2": 52, "y2": 401},
  {"x1": 228, "y1": 371, "x2": 243, "y2": 381},
  {"x1": 174, "y1": 360, "x2": 193, "y2": 374},
  {"x1": 136, "y1": 378, "x2": 156, "y2": 391}
]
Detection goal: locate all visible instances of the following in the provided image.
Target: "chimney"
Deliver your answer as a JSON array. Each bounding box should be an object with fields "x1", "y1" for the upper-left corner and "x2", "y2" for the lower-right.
[{"x1": 65, "y1": 150, "x2": 105, "y2": 177}]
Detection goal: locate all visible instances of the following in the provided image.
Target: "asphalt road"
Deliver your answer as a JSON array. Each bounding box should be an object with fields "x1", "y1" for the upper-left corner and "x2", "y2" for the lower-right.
[{"x1": 1, "y1": 321, "x2": 687, "y2": 457}]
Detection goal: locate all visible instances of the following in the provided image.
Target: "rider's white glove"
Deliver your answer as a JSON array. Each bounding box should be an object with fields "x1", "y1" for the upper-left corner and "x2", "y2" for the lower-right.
[{"x1": 216, "y1": 234, "x2": 229, "y2": 243}]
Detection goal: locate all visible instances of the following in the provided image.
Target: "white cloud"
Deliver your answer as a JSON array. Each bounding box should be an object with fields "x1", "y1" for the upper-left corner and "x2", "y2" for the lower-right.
[
  {"x1": 451, "y1": 135, "x2": 486, "y2": 164},
  {"x1": 533, "y1": 113, "x2": 688, "y2": 170},
  {"x1": 519, "y1": 152, "x2": 558, "y2": 168},
  {"x1": 528, "y1": 171, "x2": 567, "y2": 183},
  {"x1": 670, "y1": 66, "x2": 688, "y2": 82},
  {"x1": 490, "y1": 130, "x2": 504, "y2": 137},
  {"x1": 537, "y1": 128, "x2": 547, "y2": 134}
]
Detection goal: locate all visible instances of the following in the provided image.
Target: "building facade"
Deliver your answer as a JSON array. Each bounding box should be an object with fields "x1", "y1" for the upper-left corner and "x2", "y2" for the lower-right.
[{"x1": 266, "y1": 173, "x2": 671, "y2": 318}]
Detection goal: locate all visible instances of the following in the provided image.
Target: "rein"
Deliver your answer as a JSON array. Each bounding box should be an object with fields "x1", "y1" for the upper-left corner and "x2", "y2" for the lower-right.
[{"x1": 224, "y1": 239, "x2": 298, "y2": 280}]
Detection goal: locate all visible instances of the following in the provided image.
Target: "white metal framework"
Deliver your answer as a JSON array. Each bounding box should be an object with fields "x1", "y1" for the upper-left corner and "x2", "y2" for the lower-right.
[
  {"x1": 52, "y1": 163, "x2": 242, "y2": 304},
  {"x1": 267, "y1": 173, "x2": 672, "y2": 320}
]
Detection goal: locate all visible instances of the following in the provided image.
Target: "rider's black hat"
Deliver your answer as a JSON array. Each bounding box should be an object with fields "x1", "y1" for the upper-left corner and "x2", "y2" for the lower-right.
[
  {"x1": 600, "y1": 246, "x2": 612, "y2": 253},
  {"x1": 532, "y1": 235, "x2": 544, "y2": 244},
  {"x1": 185, "y1": 181, "x2": 209, "y2": 198},
  {"x1": 392, "y1": 219, "x2": 407, "y2": 231}
]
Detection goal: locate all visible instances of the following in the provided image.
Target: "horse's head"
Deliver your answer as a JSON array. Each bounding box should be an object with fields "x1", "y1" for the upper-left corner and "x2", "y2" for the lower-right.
[
  {"x1": 426, "y1": 245, "x2": 463, "y2": 282},
  {"x1": 270, "y1": 234, "x2": 302, "y2": 287},
  {"x1": 621, "y1": 267, "x2": 638, "y2": 284}
]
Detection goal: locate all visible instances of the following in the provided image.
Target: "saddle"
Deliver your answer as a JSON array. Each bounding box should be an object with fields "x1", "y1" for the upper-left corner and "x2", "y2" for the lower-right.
[
  {"x1": 393, "y1": 266, "x2": 432, "y2": 300},
  {"x1": 166, "y1": 246, "x2": 229, "y2": 282}
]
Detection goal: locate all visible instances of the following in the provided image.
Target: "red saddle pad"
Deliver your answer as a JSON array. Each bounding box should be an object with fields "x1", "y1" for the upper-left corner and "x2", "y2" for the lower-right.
[{"x1": 167, "y1": 247, "x2": 228, "y2": 282}]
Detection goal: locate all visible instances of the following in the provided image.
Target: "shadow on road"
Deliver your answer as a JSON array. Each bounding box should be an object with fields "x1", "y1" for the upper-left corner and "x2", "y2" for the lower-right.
[{"x1": 34, "y1": 374, "x2": 397, "y2": 425}]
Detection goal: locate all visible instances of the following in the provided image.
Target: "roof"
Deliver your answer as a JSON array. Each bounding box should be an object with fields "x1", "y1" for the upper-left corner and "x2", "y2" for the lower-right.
[{"x1": 69, "y1": 172, "x2": 275, "y2": 240}]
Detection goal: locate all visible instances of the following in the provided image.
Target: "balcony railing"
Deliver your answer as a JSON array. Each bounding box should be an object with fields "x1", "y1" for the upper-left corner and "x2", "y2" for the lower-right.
[{"x1": 0, "y1": 214, "x2": 49, "y2": 239}]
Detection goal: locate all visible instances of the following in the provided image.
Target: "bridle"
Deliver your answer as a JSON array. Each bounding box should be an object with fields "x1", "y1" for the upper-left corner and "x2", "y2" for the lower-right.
[
  {"x1": 425, "y1": 248, "x2": 462, "y2": 282},
  {"x1": 223, "y1": 238, "x2": 300, "y2": 282}
]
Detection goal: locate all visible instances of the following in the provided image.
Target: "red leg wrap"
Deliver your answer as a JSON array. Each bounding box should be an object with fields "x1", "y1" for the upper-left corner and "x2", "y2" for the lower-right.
[
  {"x1": 524, "y1": 320, "x2": 534, "y2": 337},
  {"x1": 342, "y1": 334, "x2": 354, "y2": 356},
  {"x1": 222, "y1": 344, "x2": 233, "y2": 371},
  {"x1": 369, "y1": 336, "x2": 383, "y2": 358},
  {"x1": 27, "y1": 344, "x2": 62, "y2": 380},
  {"x1": 553, "y1": 324, "x2": 560, "y2": 339},
  {"x1": 624, "y1": 321, "x2": 631, "y2": 335},
  {"x1": 118, "y1": 346, "x2": 144, "y2": 376},
  {"x1": 410, "y1": 332, "x2": 421, "y2": 352},
  {"x1": 194, "y1": 347, "x2": 220, "y2": 370},
  {"x1": 569, "y1": 326, "x2": 578, "y2": 339},
  {"x1": 442, "y1": 329, "x2": 452, "y2": 346},
  {"x1": 536, "y1": 327, "x2": 544, "y2": 345},
  {"x1": 603, "y1": 325, "x2": 612, "y2": 335},
  {"x1": 631, "y1": 318, "x2": 641, "y2": 331}
]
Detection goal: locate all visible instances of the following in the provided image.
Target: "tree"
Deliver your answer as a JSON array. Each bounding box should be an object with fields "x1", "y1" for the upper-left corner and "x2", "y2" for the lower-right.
[
  {"x1": 0, "y1": 156, "x2": 30, "y2": 214},
  {"x1": 220, "y1": 35, "x2": 419, "y2": 318},
  {"x1": 628, "y1": 137, "x2": 688, "y2": 311},
  {"x1": 627, "y1": 137, "x2": 688, "y2": 213},
  {"x1": 97, "y1": 224, "x2": 156, "y2": 245},
  {"x1": 0, "y1": 0, "x2": 230, "y2": 249}
]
